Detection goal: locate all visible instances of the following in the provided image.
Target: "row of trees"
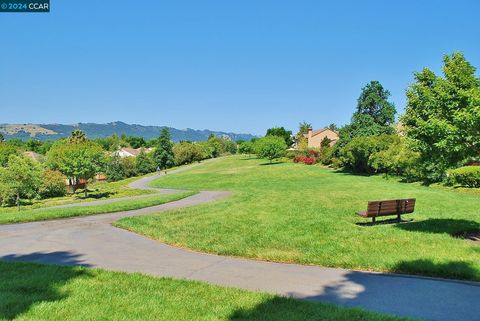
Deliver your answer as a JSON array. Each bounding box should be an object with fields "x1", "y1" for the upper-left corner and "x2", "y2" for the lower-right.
[
  {"x1": 0, "y1": 128, "x2": 239, "y2": 209},
  {"x1": 318, "y1": 52, "x2": 479, "y2": 185}
]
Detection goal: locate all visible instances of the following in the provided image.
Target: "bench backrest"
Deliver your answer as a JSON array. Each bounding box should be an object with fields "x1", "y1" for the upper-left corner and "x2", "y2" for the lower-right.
[{"x1": 365, "y1": 199, "x2": 416, "y2": 217}]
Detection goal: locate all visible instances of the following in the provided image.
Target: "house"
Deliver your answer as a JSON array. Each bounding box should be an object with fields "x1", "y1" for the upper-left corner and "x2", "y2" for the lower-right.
[
  {"x1": 305, "y1": 128, "x2": 339, "y2": 149},
  {"x1": 115, "y1": 147, "x2": 153, "y2": 158}
]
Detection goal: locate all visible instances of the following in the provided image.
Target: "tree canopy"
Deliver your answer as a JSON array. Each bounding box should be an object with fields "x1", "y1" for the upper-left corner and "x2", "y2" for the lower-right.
[
  {"x1": 265, "y1": 127, "x2": 293, "y2": 147},
  {"x1": 402, "y1": 52, "x2": 480, "y2": 181},
  {"x1": 154, "y1": 128, "x2": 175, "y2": 170}
]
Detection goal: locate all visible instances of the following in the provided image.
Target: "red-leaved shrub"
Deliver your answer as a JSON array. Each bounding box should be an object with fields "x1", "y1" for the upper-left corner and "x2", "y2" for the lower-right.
[{"x1": 303, "y1": 157, "x2": 315, "y2": 165}]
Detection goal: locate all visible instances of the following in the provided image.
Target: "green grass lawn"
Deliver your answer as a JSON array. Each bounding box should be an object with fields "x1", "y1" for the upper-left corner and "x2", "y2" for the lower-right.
[
  {"x1": 0, "y1": 175, "x2": 157, "y2": 214},
  {"x1": 0, "y1": 192, "x2": 195, "y2": 224},
  {"x1": 0, "y1": 261, "x2": 411, "y2": 321},
  {"x1": 116, "y1": 156, "x2": 480, "y2": 281}
]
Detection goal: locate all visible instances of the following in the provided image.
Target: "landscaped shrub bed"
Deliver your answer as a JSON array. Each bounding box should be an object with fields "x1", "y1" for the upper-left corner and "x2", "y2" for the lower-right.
[
  {"x1": 447, "y1": 166, "x2": 480, "y2": 188},
  {"x1": 293, "y1": 155, "x2": 316, "y2": 165}
]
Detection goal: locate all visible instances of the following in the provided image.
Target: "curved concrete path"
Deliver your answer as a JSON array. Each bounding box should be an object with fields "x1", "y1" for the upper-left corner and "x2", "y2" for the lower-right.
[{"x1": 0, "y1": 160, "x2": 479, "y2": 321}]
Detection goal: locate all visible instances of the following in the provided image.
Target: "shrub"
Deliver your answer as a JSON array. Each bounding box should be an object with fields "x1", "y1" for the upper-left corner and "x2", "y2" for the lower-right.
[
  {"x1": 135, "y1": 150, "x2": 156, "y2": 175},
  {"x1": 173, "y1": 142, "x2": 204, "y2": 165},
  {"x1": 303, "y1": 157, "x2": 315, "y2": 165},
  {"x1": 39, "y1": 170, "x2": 67, "y2": 198},
  {"x1": 105, "y1": 155, "x2": 127, "y2": 182},
  {"x1": 447, "y1": 166, "x2": 480, "y2": 188},
  {"x1": 253, "y1": 136, "x2": 287, "y2": 163}
]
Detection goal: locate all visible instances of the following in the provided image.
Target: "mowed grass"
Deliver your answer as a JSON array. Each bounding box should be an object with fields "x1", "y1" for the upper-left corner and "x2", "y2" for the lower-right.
[
  {"x1": 116, "y1": 156, "x2": 480, "y2": 281},
  {"x1": 0, "y1": 192, "x2": 195, "y2": 224},
  {"x1": 0, "y1": 261, "x2": 411, "y2": 321},
  {"x1": 0, "y1": 175, "x2": 157, "y2": 214}
]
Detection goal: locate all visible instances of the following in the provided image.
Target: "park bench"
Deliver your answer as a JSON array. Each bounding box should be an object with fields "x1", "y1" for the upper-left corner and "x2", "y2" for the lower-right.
[{"x1": 356, "y1": 198, "x2": 416, "y2": 223}]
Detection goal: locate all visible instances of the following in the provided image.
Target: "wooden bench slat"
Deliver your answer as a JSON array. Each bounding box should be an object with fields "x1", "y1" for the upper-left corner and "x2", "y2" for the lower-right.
[{"x1": 357, "y1": 198, "x2": 416, "y2": 222}]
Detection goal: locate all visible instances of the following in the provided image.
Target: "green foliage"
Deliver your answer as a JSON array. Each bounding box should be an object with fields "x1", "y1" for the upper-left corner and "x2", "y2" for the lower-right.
[
  {"x1": 320, "y1": 136, "x2": 332, "y2": 148},
  {"x1": 266, "y1": 127, "x2": 293, "y2": 147},
  {"x1": 0, "y1": 155, "x2": 42, "y2": 208},
  {"x1": 447, "y1": 166, "x2": 480, "y2": 188},
  {"x1": 125, "y1": 136, "x2": 147, "y2": 149},
  {"x1": 402, "y1": 52, "x2": 480, "y2": 182},
  {"x1": 68, "y1": 129, "x2": 88, "y2": 144},
  {"x1": 336, "y1": 81, "x2": 396, "y2": 151},
  {"x1": 0, "y1": 133, "x2": 3, "y2": 142},
  {"x1": 297, "y1": 121, "x2": 312, "y2": 136},
  {"x1": 154, "y1": 128, "x2": 175, "y2": 170},
  {"x1": 105, "y1": 154, "x2": 128, "y2": 182},
  {"x1": 39, "y1": 169, "x2": 67, "y2": 198},
  {"x1": 135, "y1": 150, "x2": 156, "y2": 175},
  {"x1": 121, "y1": 157, "x2": 138, "y2": 178},
  {"x1": 238, "y1": 141, "x2": 254, "y2": 155},
  {"x1": 254, "y1": 136, "x2": 287, "y2": 162},
  {"x1": 173, "y1": 142, "x2": 204, "y2": 165},
  {"x1": 0, "y1": 143, "x2": 19, "y2": 167},
  {"x1": 25, "y1": 139, "x2": 42, "y2": 153},
  {"x1": 356, "y1": 80, "x2": 396, "y2": 126},
  {"x1": 94, "y1": 134, "x2": 127, "y2": 152},
  {"x1": 339, "y1": 135, "x2": 398, "y2": 173},
  {"x1": 47, "y1": 140, "x2": 106, "y2": 195}
]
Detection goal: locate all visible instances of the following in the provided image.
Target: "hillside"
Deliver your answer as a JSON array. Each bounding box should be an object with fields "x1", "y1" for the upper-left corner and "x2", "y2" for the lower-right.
[{"x1": 0, "y1": 122, "x2": 255, "y2": 142}]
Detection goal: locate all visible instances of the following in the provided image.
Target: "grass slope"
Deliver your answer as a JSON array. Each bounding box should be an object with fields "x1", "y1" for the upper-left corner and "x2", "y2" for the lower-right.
[
  {"x1": 0, "y1": 175, "x2": 157, "y2": 213},
  {"x1": 0, "y1": 192, "x2": 194, "y2": 224},
  {"x1": 0, "y1": 261, "x2": 411, "y2": 321},
  {"x1": 116, "y1": 156, "x2": 480, "y2": 281}
]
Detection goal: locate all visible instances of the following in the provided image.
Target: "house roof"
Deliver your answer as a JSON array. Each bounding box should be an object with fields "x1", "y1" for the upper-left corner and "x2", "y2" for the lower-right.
[
  {"x1": 303, "y1": 128, "x2": 339, "y2": 138},
  {"x1": 118, "y1": 147, "x2": 153, "y2": 157}
]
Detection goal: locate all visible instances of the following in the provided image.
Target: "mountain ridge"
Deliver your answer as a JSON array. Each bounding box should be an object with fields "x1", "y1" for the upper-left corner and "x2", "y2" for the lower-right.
[{"x1": 0, "y1": 121, "x2": 256, "y2": 142}]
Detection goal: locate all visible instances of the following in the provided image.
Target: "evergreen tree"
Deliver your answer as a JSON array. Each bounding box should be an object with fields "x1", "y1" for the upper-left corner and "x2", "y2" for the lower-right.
[{"x1": 154, "y1": 128, "x2": 175, "y2": 170}]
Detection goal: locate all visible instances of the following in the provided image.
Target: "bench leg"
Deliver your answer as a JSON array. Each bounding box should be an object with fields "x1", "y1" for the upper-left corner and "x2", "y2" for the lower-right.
[
  {"x1": 372, "y1": 217, "x2": 376, "y2": 223},
  {"x1": 397, "y1": 214, "x2": 401, "y2": 222}
]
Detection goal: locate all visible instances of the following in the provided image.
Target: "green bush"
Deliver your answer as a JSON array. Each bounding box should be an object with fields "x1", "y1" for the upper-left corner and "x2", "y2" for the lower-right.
[
  {"x1": 447, "y1": 166, "x2": 480, "y2": 188},
  {"x1": 253, "y1": 136, "x2": 287, "y2": 162},
  {"x1": 39, "y1": 170, "x2": 67, "y2": 198}
]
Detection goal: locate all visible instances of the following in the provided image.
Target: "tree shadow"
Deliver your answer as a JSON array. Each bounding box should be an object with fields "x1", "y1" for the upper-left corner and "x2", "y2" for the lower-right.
[
  {"x1": 74, "y1": 191, "x2": 115, "y2": 200},
  {"x1": 0, "y1": 251, "x2": 90, "y2": 320},
  {"x1": 394, "y1": 218, "x2": 480, "y2": 236},
  {"x1": 259, "y1": 161, "x2": 284, "y2": 166},
  {"x1": 285, "y1": 260, "x2": 478, "y2": 321}
]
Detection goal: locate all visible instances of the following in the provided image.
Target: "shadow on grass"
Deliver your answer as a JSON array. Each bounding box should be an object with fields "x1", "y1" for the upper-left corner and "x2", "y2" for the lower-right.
[
  {"x1": 74, "y1": 191, "x2": 115, "y2": 200},
  {"x1": 356, "y1": 217, "x2": 414, "y2": 227},
  {"x1": 392, "y1": 259, "x2": 479, "y2": 281},
  {"x1": 394, "y1": 218, "x2": 480, "y2": 235},
  {"x1": 259, "y1": 161, "x2": 284, "y2": 166},
  {"x1": 0, "y1": 252, "x2": 90, "y2": 320}
]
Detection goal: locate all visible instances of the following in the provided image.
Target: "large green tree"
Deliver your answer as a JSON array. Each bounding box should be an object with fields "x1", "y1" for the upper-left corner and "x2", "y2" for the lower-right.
[
  {"x1": 402, "y1": 52, "x2": 480, "y2": 181},
  {"x1": 337, "y1": 81, "x2": 396, "y2": 150},
  {"x1": 265, "y1": 127, "x2": 293, "y2": 147},
  {"x1": 0, "y1": 155, "x2": 42, "y2": 210},
  {"x1": 154, "y1": 128, "x2": 175, "y2": 170},
  {"x1": 254, "y1": 136, "x2": 287, "y2": 163},
  {"x1": 47, "y1": 140, "x2": 105, "y2": 196}
]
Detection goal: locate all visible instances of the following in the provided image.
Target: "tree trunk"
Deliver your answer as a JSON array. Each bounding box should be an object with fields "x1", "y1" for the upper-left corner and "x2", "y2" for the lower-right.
[
  {"x1": 84, "y1": 182, "x2": 88, "y2": 198},
  {"x1": 16, "y1": 193, "x2": 20, "y2": 211}
]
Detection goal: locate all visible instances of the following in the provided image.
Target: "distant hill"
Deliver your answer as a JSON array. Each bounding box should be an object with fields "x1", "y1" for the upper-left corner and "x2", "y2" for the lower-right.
[{"x1": 0, "y1": 122, "x2": 256, "y2": 142}]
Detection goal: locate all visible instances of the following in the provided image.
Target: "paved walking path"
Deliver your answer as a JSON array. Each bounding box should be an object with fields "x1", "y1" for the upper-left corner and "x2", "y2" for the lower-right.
[{"x1": 0, "y1": 160, "x2": 479, "y2": 321}]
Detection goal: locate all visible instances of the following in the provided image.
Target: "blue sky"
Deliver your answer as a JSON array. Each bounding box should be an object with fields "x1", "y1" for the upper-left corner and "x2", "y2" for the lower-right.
[{"x1": 1, "y1": 1, "x2": 479, "y2": 135}]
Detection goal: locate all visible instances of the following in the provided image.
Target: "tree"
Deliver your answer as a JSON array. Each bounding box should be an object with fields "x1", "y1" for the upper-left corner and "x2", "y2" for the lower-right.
[
  {"x1": 135, "y1": 150, "x2": 156, "y2": 175},
  {"x1": 0, "y1": 143, "x2": 19, "y2": 167},
  {"x1": 154, "y1": 128, "x2": 175, "y2": 170},
  {"x1": 327, "y1": 123, "x2": 339, "y2": 131},
  {"x1": 238, "y1": 141, "x2": 254, "y2": 156},
  {"x1": 402, "y1": 52, "x2": 480, "y2": 181},
  {"x1": 0, "y1": 155, "x2": 42, "y2": 210},
  {"x1": 254, "y1": 136, "x2": 287, "y2": 163},
  {"x1": 105, "y1": 154, "x2": 127, "y2": 182},
  {"x1": 126, "y1": 136, "x2": 147, "y2": 149},
  {"x1": 68, "y1": 129, "x2": 87, "y2": 144},
  {"x1": 47, "y1": 141, "x2": 105, "y2": 197},
  {"x1": 265, "y1": 127, "x2": 293, "y2": 147},
  {"x1": 0, "y1": 133, "x2": 4, "y2": 142},
  {"x1": 356, "y1": 80, "x2": 396, "y2": 126},
  {"x1": 173, "y1": 142, "x2": 204, "y2": 165},
  {"x1": 336, "y1": 81, "x2": 396, "y2": 151},
  {"x1": 297, "y1": 121, "x2": 312, "y2": 136}
]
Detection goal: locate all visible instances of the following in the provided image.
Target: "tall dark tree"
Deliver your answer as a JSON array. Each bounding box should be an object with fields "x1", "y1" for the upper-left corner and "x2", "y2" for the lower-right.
[
  {"x1": 265, "y1": 127, "x2": 293, "y2": 147},
  {"x1": 356, "y1": 80, "x2": 396, "y2": 126},
  {"x1": 337, "y1": 81, "x2": 396, "y2": 150},
  {"x1": 154, "y1": 128, "x2": 175, "y2": 170},
  {"x1": 68, "y1": 129, "x2": 87, "y2": 144}
]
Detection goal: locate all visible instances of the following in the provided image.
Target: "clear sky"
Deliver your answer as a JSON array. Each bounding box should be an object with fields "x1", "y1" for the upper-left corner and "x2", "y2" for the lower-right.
[{"x1": 1, "y1": 0, "x2": 479, "y2": 135}]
